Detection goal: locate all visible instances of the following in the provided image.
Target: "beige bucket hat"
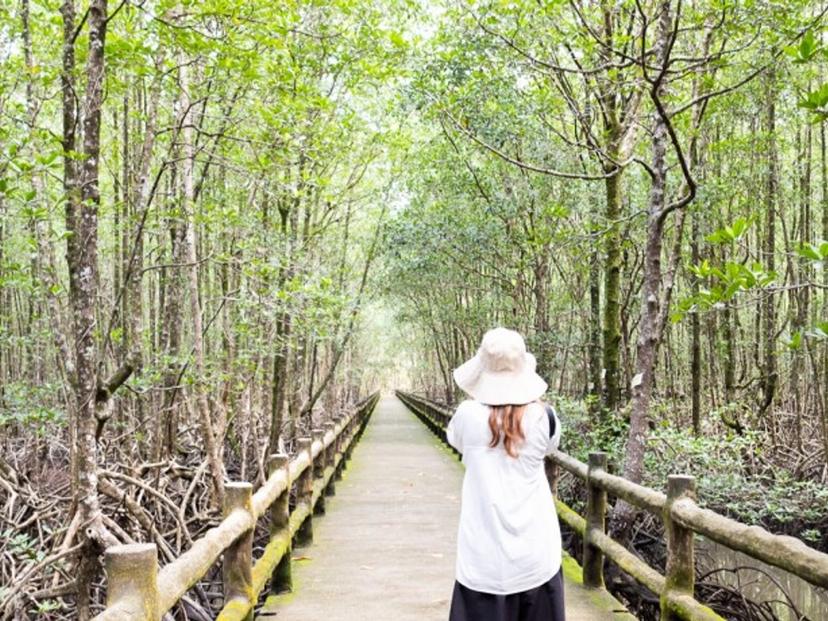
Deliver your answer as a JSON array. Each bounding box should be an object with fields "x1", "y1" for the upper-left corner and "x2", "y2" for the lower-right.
[{"x1": 453, "y1": 327, "x2": 548, "y2": 406}]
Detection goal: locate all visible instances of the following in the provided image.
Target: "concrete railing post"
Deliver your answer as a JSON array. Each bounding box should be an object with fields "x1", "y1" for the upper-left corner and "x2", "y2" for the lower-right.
[
  {"x1": 311, "y1": 428, "x2": 325, "y2": 515},
  {"x1": 334, "y1": 414, "x2": 345, "y2": 481},
  {"x1": 223, "y1": 482, "x2": 253, "y2": 619},
  {"x1": 544, "y1": 457, "x2": 560, "y2": 497},
  {"x1": 323, "y1": 421, "x2": 336, "y2": 496},
  {"x1": 583, "y1": 452, "x2": 607, "y2": 588},
  {"x1": 661, "y1": 475, "x2": 697, "y2": 621},
  {"x1": 104, "y1": 543, "x2": 159, "y2": 621},
  {"x1": 268, "y1": 454, "x2": 292, "y2": 594},
  {"x1": 295, "y1": 437, "x2": 314, "y2": 545},
  {"x1": 344, "y1": 415, "x2": 355, "y2": 461}
]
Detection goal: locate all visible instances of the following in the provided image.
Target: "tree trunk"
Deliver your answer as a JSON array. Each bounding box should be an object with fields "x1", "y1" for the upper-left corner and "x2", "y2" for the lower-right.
[
  {"x1": 533, "y1": 253, "x2": 551, "y2": 379},
  {"x1": 66, "y1": 1, "x2": 113, "y2": 616},
  {"x1": 821, "y1": 121, "x2": 828, "y2": 461},
  {"x1": 61, "y1": 0, "x2": 79, "y2": 493},
  {"x1": 179, "y1": 58, "x2": 225, "y2": 507},
  {"x1": 588, "y1": 239, "x2": 602, "y2": 415},
  {"x1": 759, "y1": 68, "x2": 778, "y2": 419},
  {"x1": 602, "y1": 169, "x2": 624, "y2": 413},
  {"x1": 157, "y1": 215, "x2": 186, "y2": 459},
  {"x1": 690, "y1": 207, "x2": 701, "y2": 435},
  {"x1": 611, "y1": 0, "x2": 677, "y2": 541}
]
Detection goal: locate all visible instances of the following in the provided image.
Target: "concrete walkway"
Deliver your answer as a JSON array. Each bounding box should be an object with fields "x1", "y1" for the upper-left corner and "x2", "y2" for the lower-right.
[{"x1": 258, "y1": 396, "x2": 634, "y2": 620}]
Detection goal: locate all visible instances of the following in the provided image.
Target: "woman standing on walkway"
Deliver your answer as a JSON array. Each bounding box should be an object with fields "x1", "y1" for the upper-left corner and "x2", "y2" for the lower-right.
[{"x1": 447, "y1": 327, "x2": 565, "y2": 621}]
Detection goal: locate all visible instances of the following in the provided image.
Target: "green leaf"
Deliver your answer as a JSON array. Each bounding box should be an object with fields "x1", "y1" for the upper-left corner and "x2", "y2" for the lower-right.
[
  {"x1": 797, "y1": 30, "x2": 818, "y2": 62},
  {"x1": 796, "y1": 242, "x2": 823, "y2": 261},
  {"x1": 782, "y1": 331, "x2": 802, "y2": 350}
]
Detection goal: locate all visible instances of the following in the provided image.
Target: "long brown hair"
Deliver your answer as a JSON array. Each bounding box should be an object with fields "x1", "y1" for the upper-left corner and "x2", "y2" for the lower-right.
[{"x1": 488, "y1": 403, "x2": 528, "y2": 458}]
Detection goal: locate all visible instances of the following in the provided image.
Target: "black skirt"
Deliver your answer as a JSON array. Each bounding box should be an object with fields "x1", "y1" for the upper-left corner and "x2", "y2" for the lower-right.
[{"x1": 449, "y1": 569, "x2": 566, "y2": 621}]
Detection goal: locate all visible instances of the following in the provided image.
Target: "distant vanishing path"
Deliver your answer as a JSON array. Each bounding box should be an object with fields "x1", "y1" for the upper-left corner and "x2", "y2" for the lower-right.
[{"x1": 258, "y1": 396, "x2": 635, "y2": 620}]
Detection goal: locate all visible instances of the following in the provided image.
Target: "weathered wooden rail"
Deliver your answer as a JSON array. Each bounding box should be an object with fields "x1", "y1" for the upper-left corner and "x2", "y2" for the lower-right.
[
  {"x1": 92, "y1": 392, "x2": 380, "y2": 621},
  {"x1": 396, "y1": 390, "x2": 828, "y2": 621}
]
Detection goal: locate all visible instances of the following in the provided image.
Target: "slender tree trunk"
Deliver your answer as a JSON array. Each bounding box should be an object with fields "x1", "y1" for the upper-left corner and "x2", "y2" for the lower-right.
[
  {"x1": 602, "y1": 169, "x2": 623, "y2": 413},
  {"x1": 760, "y1": 69, "x2": 778, "y2": 420},
  {"x1": 821, "y1": 121, "x2": 828, "y2": 460},
  {"x1": 533, "y1": 253, "x2": 551, "y2": 379},
  {"x1": 179, "y1": 58, "x2": 224, "y2": 506},
  {"x1": 612, "y1": 0, "x2": 677, "y2": 540},
  {"x1": 690, "y1": 207, "x2": 701, "y2": 435},
  {"x1": 61, "y1": 0, "x2": 79, "y2": 495},
  {"x1": 67, "y1": 1, "x2": 113, "y2": 616},
  {"x1": 269, "y1": 198, "x2": 293, "y2": 452},
  {"x1": 588, "y1": 239, "x2": 602, "y2": 414},
  {"x1": 157, "y1": 216, "x2": 186, "y2": 459}
]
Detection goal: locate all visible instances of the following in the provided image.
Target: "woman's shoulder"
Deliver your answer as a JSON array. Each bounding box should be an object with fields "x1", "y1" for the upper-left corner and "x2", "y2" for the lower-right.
[
  {"x1": 525, "y1": 400, "x2": 546, "y2": 418},
  {"x1": 523, "y1": 401, "x2": 550, "y2": 431},
  {"x1": 455, "y1": 399, "x2": 486, "y2": 415}
]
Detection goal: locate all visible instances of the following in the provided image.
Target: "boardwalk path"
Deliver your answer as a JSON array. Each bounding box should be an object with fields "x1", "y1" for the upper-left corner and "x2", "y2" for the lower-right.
[{"x1": 259, "y1": 396, "x2": 635, "y2": 620}]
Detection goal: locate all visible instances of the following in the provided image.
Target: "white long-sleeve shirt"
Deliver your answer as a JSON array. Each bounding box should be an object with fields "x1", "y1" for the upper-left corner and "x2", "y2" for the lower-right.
[{"x1": 446, "y1": 400, "x2": 562, "y2": 595}]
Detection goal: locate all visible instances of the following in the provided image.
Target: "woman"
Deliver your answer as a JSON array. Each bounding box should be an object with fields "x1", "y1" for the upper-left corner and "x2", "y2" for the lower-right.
[{"x1": 446, "y1": 327, "x2": 565, "y2": 621}]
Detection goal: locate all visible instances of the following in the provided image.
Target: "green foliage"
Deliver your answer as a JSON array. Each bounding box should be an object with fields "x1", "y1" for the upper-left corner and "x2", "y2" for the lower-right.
[
  {"x1": 34, "y1": 600, "x2": 61, "y2": 614},
  {"x1": 794, "y1": 29, "x2": 828, "y2": 120},
  {"x1": 795, "y1": 240, "x2": 828, "y2": 262},
  {"x1": 559, "y1": 399, "x2": 828, "y2": 531},
  {"x1": 798, "y1": 83, "x2": 828, "y2": 119},
  {"x1": 674, "y1": 260, "x2": 775, "y2": 321},
  {"x1": 789, "y1": 30, "x2": 822, "y2": 64},
  {"x1": 2, "y1": 529, "x2": 43, "y2": 562},
  {"x1": 557, "y1": 397, "x2": 629, "y2": 462},
  {"x1": 0, "y1": 383, "x2": 65, "y2": 435},
  {"x1": 704, "y1": 217, "x2": 753, "y2": 244}
]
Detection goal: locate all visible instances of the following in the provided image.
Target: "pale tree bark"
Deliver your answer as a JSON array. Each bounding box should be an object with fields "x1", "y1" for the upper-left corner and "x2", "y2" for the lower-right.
[
  {"x1": 611, "y1": 0, "x2": 697, "y2": 541},
  {"x1": 179, "y1": 57, "x2": 225, "y2": 506},
  {"x1": 267, "y1": 189, "x2": 295, "y2": 454},
  {"x1": 60, "y1": 0, "x2": 79, "y2": 488},
  {"x1": 117, "y1": 55, "x2": 163, "y2": 453},
  {"x1": 759, "y1": 67, "x2": 779, "y2": 423},
  {"x1": 690, "y1": 205, "x2": 702, "y2": 434},
  {"x1": 63, "y1": 0, "x2": 124, "y2": 616},
  {"x1": 588, "y1": 236, "x2": 602, "y2": 414},
  {"x1": 821, "y1": 122, "x2": 828, "y2": 462},
  {"x1": 156, "y1": 209, "x2": 187, "y2": 459}
]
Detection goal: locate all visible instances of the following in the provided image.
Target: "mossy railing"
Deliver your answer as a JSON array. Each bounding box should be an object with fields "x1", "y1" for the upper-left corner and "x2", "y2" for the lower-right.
[
  {"x1": 92, "y1": 391, "x2": 380, "y2": 621},
  {"x1": 396, "y1": 390, "x2": 828, "y2": 621}
]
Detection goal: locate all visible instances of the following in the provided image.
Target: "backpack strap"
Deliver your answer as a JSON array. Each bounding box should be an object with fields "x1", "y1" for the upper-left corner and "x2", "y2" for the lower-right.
[{"x1": 544, "y1": 403, "x2": 557, "y2": 439}]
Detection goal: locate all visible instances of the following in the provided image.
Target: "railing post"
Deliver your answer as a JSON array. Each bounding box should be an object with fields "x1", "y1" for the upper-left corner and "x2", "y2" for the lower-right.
[
  {"x1": 104, "y1": 543, "x2": 159, "y2": 620},
  {"x1": 343, "y1": 415, "x2": 354, "y2": 462},
  {"x1": 311, "y1": 428, "x2": 325, "y2": 515},
  {"x1": 223, "y1": 482, "x2": 253, "y2": 620},
  {"x1": 334, "y1": 414, "x2": 345, "y2": 481},
  {"x1": 583, "y1": 451, "x2": 607, "y2": 588},
  {"x1": 268, "y1": 454, "x2": 292, "y2": 594},
  {"x1": 661, "y1": 475, "x2": 697, "y2": 621},
  {"x1": 323, "y1": 421, "x2": 336, "y2": 496},
  {"x1": 544, "y1": 457, "x2": 560, "y2": 497},
  {"x1": 295, "y1": 437, "x2": 314, "y2": 545}
]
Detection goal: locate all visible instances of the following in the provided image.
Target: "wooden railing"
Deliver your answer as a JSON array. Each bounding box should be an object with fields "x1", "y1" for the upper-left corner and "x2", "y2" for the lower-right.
[
  {"x1": 396, "y1": 390, "x2": 828, "y2": 621},
  {"x1": 92, "y1": 392, "x2": 380, "y2": 621}
]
